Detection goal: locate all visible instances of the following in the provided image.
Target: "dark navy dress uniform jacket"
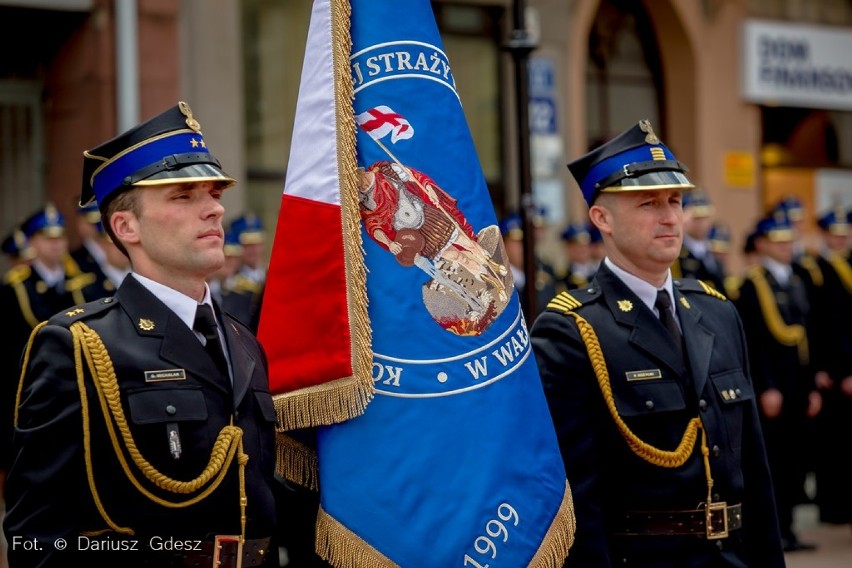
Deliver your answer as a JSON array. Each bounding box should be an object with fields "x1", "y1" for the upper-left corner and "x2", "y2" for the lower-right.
[
  {"x1": 4, "y1": 275, "x2": 279, "y2": 567},
  {"x1": 530, "y1": 263, "x2": 785, "y2": 567}
]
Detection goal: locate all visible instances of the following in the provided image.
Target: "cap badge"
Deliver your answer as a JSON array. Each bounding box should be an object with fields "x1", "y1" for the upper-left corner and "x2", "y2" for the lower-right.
[
  {"x1": 617, "y1": 299, "x2": 633, "y2": 312},
  {"x1": 178, "y1": 101, "x2": 202, "y2": 134},
  {"x1": 639, "y1": 119, "x2": 660, "y2": 144},
  {"x1": 138, "y1": 318, "x2": 155, "y2": 331}
]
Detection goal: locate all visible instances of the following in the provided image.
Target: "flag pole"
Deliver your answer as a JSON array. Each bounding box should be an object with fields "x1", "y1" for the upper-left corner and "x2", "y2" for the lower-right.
[{"x1": 504, "y1": 0, "x2": 539, "y2": 320}]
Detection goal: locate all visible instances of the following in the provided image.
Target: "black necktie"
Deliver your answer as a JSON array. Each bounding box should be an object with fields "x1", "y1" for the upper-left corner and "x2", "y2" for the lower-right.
[
  {"x1": 655, "y1": 290, "x2": 683, "y2": 354},
  {"x1": 193, "y1": 304, "x2": 230, "y2": 381}
]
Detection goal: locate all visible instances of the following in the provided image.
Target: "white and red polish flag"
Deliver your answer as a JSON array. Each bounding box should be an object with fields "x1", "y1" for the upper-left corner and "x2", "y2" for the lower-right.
[
  {"x1": 257, "y1": 0, "x2": 373, "y2": 435},
  {"x1": 355, "y1": 105, "x2": 414, "y2": 143}
]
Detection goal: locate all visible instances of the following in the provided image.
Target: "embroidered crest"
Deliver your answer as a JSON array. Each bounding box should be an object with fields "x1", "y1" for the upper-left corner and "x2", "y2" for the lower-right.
[
  {"x1": 138, "y1": 318, "x2": 155, "y2": 331},
  {"x1": 679, "y1": 297, "x2": 691, "y2": 309},
  {"x1": 617, "y1": 300, "x2": 633, "y2": 312}
]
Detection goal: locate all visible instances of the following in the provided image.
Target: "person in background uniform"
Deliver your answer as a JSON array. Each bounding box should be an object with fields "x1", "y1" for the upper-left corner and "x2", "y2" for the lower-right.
[
  {"x1": 230, "y1": 213, "x2": 268, "y2": 289},
  {"x1": 3, "y1": 102, "x2": 280, "y2": 567},
  {"x1": 706, "y1": 223, "x2": 739, "y2": 300},
  {"x1": 70, "y1": 201, "x2": 130, "y2": 297},
  {"x1": 499, "y1": 212, "x2": 557, "y2": 319},
  {"x1": 69, "y1": 202, "x2": 129, "y2": 297},
  {"x1": 672, "y1": 188, "x2": 726, "y2": 293},
  {"x1": 1, "y1": 228, "x2": 34, "y2": 269},
  {"x1": 801, "y1": 207, "x2": 851, "y2": 526},
  {"x1": 734, "y1": 213, "x2": 821, "y2": 552},
  {"x1": 210, "y1": 226, "x2": 262, "y2": 331},
  {"x1": 588, "y1": 224, "x2": 605, "y2": 265},
  {"x1": 0, "y1": 205, "x2": 102, "y2": 568},
  {"x1": 531, "y1": 120, "x2": 784, "y2": 567},
  {"x1": 771, "y1": 196, "x2": 809, "y2": 261},
  {"x1": 556, "y1": 222, "x2": 598, "y2": 293}
]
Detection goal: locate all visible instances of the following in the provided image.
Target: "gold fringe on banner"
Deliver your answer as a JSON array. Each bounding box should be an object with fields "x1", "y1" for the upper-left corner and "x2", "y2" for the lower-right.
[
  {"x1": 273, "y1": 374, "x2": 373, "y2": 431},
  {"x1": 275, "y1": 431, "x2": 319, "y2": 490},
  {"x1": 529, "y1": 480, "x2": 576, "y2": 568},
  {"x1": 316, "y1": 485, "x2": 576, "y2": 568},
  {"x1": 332, "y1": 0, "x2": 374, "y2": 425},
  {"x1": 316, "y1": 506, "x2": 399, "y2": 568}
]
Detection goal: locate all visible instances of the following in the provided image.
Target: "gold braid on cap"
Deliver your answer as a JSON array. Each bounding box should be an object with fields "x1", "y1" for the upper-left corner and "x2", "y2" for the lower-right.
[
  {"x1": 745, "y1": 266, "x2": 808, "y2": 363},
  {"x1": 14, "y1": 321, "x2": 249, "y2": 541}
]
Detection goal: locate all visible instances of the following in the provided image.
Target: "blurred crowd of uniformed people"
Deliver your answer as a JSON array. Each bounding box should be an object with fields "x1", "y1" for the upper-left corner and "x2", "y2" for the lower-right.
[{"x1": 502, "y1": 191, "x2": 852, "y2": 548}]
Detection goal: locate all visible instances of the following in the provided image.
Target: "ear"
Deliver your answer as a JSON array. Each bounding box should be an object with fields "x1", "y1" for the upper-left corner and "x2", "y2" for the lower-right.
[
  {"x1": 588, "y1": 204, "x2": 612, "y2": 236},
  {"x1": 110, "y1": 210, "x2": 141, "y2": 246}
]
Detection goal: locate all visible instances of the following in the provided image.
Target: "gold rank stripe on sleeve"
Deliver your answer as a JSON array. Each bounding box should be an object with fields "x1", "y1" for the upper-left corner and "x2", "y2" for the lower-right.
[{"x1": 547, "y1": 291, "x2": 583, "y2": 312}]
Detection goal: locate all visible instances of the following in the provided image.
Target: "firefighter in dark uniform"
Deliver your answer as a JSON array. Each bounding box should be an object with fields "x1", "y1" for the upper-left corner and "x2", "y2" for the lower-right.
[
  {"x1": 3, "y1": 102, "x2": 280, "y2": 567},
  {"x1": 500, "y1": 212, "x2": 557, "y2": 319},
  {"x1": 69, "y1": 201, "x2": 129, "y2": 299},
  {"x1": 212, "y1": 226, "x2": 262, "y2": 331},
  {"x1": 556, "y1": 222, "x2": 599, "y2": 293},
  {"x1": 672, "y1": 188, "x2": 727, "y2": 294},
  {"x1": 530, "y1": 120, "x2": 785, "y2": 567},
  {"x1": 801, "y1": 208, "x2": 851, "y2": 525},
  {"x1": 1, "y1": 227, "x2": 34, "y2": 268},
  {"x1": 1, "y1": 207, "x2": 101, "y2": 463},
  {"x1": 733, "y1": 213, "x2": 821, "y2": 552}
]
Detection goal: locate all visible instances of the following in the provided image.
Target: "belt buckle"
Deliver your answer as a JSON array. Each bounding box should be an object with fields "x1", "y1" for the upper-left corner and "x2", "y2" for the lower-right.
[
  {"x1": 705, "y1": 501, "x2": 729, "y2": 540},
  {"x1": 213, "y1": 535, "x2": 243, "y2": 568}
]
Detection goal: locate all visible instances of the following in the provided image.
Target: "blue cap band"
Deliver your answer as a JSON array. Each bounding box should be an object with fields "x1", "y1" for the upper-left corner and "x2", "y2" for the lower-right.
[{"x1": 91, "y1": 130, "x2": 210, "y2": 204}]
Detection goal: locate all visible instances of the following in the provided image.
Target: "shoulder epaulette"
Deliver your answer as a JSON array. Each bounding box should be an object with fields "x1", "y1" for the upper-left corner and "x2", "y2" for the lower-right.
[
  {"x1": 676, "y1": 278, "x2": 727, "y2": 301},
  {"x1": 48, "y1": 296, "x2": 117, "y2": 325},
  {"x1": 4, "y1": 264, "x2": 32, "y2": 285},
  {"x1": 227, "y1": 274, "x2": 262, "y2": 295},
  {"x1": 545, "y1": 287, "x2": 601, "y2": 313}
]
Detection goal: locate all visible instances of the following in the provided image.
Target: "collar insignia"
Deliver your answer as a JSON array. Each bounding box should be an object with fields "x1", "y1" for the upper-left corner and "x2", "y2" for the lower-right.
[
  {"x1": 679, "y1": 296, "x2": 691, "y2": 309},
  {"x1": 138, "y1": 318, "x2": 155, "y2": 331},
  {"x1": 617, "y1": 300, "x2": 633, "y2": 312}
]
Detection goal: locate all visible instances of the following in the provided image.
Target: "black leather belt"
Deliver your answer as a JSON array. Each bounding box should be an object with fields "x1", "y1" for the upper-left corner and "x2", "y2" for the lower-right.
[
  {"x1": 143, "y1": 536, "x2": 272, "y2": 568},
  {"x1": 613, "y1": 503, "x2": 742, "y2": 539}
]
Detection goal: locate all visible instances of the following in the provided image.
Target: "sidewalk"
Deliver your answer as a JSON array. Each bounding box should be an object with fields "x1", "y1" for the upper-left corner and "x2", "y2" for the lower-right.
[{"x1": 785, "y1": 504, "x2": 852, "y2": 568}]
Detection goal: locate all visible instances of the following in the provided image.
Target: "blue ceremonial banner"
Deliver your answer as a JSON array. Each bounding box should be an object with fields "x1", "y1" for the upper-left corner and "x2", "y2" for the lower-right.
[{"x1": 288, "y1": 0, "x2": 576, "y2": 566}]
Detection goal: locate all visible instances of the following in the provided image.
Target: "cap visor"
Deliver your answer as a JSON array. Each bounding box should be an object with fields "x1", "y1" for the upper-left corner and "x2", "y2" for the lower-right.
[
  {"x1": 600, "y1": 171, "x2": 694, "y2": 192},
  {"x1": 133, "y1": 163, "x2": 236, "y2": 189}
]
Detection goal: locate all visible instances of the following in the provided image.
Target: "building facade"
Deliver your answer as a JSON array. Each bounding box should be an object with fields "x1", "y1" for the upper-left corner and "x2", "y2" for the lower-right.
[{"x1": 1, "y1": 0, "x2": 851, "y2": 276}]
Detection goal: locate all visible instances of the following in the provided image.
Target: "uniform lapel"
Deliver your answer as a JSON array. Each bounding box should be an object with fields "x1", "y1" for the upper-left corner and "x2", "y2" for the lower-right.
[
  {"x1": 597, "y1": 265, "x2": 684, "y2": 373},
  {"x1": 220, "y1": 310, "x2": 257, "y2": 408},
  {"x1": 674, "y1": 286, "x2": 713, "y2": 396},
  {"x1": 117, "y1": 276, "x2": 231, "y2": 396}
]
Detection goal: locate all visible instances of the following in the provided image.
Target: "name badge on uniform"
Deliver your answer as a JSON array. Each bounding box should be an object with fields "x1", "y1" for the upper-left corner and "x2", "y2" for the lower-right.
[
  {"x1": 144, "y1": 369, "x2": 187, "y2": 382},
  {"x1": 626, "y1": 369, "x2": 662, "y2": 381}
]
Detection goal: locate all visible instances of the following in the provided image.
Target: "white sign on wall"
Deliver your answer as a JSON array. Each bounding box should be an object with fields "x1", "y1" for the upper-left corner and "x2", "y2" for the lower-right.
[{"x1": 742, "y1": 19, "x2": 852, "y2": 111}]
